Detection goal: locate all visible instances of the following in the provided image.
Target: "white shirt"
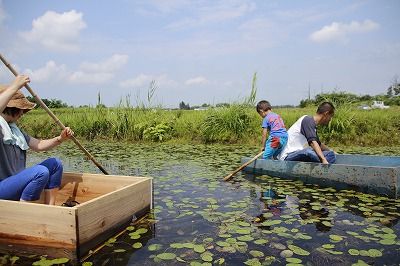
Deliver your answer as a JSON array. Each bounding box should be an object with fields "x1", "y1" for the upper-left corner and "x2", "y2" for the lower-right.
[{"x1": 278, "y1": 115, "x2": 309, "y2": 160}]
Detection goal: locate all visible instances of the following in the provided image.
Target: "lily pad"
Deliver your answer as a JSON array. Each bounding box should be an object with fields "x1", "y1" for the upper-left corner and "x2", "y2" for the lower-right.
[{"x1": 156, "y1": 253, "x2": 176, "y2": 260}]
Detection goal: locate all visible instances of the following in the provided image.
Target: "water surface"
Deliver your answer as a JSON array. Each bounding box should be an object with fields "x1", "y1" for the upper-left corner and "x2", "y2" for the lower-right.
[{"x1": 7, "y1": 142, "x2": 400, "y2": 265}]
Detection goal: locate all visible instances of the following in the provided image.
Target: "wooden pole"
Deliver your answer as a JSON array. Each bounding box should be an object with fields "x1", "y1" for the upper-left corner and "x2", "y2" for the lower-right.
[
  {"x1": 0, "y1": 53, "x2": 109, "y2": 175},
  {"x1": 223, "y1": 151, "x2": 264, "y2": 181}
]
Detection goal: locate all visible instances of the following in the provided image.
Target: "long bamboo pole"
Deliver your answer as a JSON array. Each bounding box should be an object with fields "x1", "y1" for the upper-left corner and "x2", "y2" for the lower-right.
[
  {"x1": 223, "y1": 151, "x2": 263, "y2": 181},
  {"x1": 0, "y1": 53, "x2": 109, "y2": 175}
]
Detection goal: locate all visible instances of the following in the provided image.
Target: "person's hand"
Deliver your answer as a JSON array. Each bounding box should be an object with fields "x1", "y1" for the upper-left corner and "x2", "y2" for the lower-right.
[
  {"x1": 260, "y1": 147, "x2": 265, "y2": 152},
  {"x1": 321, "y1": 158, "x2": 329, "y2": 164},
  {"x1": 11, "y1": 75, "x2": 30, "y2": 90},
  {"x1": 59, "y1": 127, "x2": 74, "y2": 142}
]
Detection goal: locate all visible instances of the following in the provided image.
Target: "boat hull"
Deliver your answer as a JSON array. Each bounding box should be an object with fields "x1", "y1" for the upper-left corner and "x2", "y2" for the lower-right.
[{"x1": 241, "y1": 154, "x2": 400, "y2": 198}]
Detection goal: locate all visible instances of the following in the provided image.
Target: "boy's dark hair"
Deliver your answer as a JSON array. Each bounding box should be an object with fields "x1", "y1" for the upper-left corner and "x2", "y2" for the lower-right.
[
  {"x1": 2, "y1": 107, "x2": 21, "y2": 116},
  {"x1": 316, "y1": 102, "x2": 335, "y2": 115},
  {"x1": 256, "y1": 100, "x2": 272, "y2": 112}
]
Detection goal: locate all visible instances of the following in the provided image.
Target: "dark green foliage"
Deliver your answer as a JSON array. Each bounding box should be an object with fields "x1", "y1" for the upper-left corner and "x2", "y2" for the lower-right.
[
  {"x1": 26, "y1": 96, "x2": 69, "y2": 108},
  {"x1": 179, "y1": 101, "x2": 190, "y2": 110}
]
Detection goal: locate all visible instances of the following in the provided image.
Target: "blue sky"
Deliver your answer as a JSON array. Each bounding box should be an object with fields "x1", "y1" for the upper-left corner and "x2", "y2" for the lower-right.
[{"x1": 0, "y1": 0, "x2": 399, "y2": 107}]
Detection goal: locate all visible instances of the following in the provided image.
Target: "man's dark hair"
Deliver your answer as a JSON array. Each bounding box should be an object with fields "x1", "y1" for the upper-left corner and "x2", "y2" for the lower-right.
[
  {"x1": 316, "y1": 102, "x2": 335, "y2": 115},
  {"x1": 256, "y1": 100, "x2": 272, "y2": 112},
  {"x1": 2, "y1": 107, "x2": 21, "y2": 116}
]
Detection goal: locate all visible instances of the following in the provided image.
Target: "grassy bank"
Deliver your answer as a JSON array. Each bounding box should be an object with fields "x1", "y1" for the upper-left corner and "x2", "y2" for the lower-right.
[{"x1": 19, "y1": 105, "x2": 400, "y2": 147}]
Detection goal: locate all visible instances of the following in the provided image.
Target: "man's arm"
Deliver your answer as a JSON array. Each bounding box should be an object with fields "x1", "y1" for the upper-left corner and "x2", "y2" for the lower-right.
[
  {"x1": 320, "y1": 143, "x2": 331, "y2": 151},
  {"x1": 310, "y1": 141, "x2": 328, "y2": 164}
]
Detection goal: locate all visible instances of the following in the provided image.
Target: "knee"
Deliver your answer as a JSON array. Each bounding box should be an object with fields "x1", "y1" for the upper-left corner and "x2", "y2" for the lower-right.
[
  {"x1": 326, "y1": 151, "x2": 336, "y2": 163},
  {"x1": 34, "y1": 165, "x2": 50, "y2": 182},
  {"x1": 47, "y1": 157, "x2": 64, "y2": 172}
]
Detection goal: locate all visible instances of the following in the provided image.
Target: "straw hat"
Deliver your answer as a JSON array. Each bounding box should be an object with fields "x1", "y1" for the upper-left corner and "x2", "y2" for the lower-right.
[{"x1": 0, "y1": 85, "x2": 36, "y2": 110}]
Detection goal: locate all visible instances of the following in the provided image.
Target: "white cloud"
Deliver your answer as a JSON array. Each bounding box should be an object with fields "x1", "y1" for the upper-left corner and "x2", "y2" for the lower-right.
[
  {"x1": 69, "y1": 54, "x2": 129, "y2": 84},
  {"x1": 20, "y1": 10, "x2": 86, "y2": 52},
  {"x1": 166, "y1": 0, "x2": 255, "y2": 30},
  {"x1": 69, "y1": 71, "x2": 114, "y2": 85},
  {"x1": 21, "y1": 54, "x2": 128, "y2": 85},
  {"x1": 79, "y1": 54, "x2": 129, "y2": 72},
  {"x1": 310, "y1": 19, "x2": 379, "y2": 43},
  {"x1": 25, "y1": 61, "x2": 68, "y2": 83},
  {"x1": 185, "y1": 76, "x2": 208, "y2": 86},
  {"x1": 120, "y1": 74, "x2": 176, "y2": 88}
]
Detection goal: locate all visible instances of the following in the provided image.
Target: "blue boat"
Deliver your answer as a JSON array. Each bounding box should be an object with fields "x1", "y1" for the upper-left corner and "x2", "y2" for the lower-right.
[{"x1": 241, "y1": 154, "x2": 400, "y2": 198}]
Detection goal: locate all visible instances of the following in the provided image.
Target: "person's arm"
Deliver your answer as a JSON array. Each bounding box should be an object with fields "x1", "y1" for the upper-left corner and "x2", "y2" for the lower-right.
[
  {"x1": 320, "y1": 143, "x2": 332, "y2": 152},
  {"x1": 260, "y1": 128, "x2": 268, "y2": 151},
  {"x1": 29, "y1": 127, "x2": 74, "y2": 152},
  {"x1": 0, "y1": 75, "x2": 30, "y2": 113},
  {"x1": 310, "y1": 140, "x2": 328, "y2": 164}
]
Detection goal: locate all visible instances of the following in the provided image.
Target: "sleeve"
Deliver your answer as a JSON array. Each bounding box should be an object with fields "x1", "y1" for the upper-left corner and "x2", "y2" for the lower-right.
[
  {"x1": 261, "y1": 117, "x2": 269, "y2": 129},
  {"x1": 300, "y1": 116, "x2": 318, "y2": 144},
  {"x1": 22, "y1": 131, "x2": 31, "y2": 144}
]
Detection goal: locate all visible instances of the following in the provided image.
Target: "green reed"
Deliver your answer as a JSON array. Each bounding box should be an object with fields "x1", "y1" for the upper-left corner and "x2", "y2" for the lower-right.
[{"x1": 18, "y1": 105, "x2": 400, "y2": 146}]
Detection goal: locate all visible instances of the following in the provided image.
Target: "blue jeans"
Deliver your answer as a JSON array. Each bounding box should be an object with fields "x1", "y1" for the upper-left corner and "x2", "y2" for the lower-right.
[
  {"x1": 0, "y1": 157, "x2": 63, "y2": 201},
  {"x1": 285, "y1": 147, "x2": 336, "y2": 163},
  {"x1": 263, "y1": 135, "x2": 288, "y2": 159}
]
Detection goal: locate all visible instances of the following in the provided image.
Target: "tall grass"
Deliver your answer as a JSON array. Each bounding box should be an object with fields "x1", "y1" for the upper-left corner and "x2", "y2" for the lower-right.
[{"x1": 19, "y1": 106, "x2": 400, "y2": 146}]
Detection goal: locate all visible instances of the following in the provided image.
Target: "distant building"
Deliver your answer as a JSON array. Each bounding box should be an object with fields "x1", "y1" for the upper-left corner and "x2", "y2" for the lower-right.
[
  {"x1": 358, "y1": 104, "x2": 371, "y2": 110},
  {"x1": 371, "y1": 101, "x2": 390, "y2": 109},
  {"x1": 193, "y1": 107, "x2": 209, "y2": 111}
]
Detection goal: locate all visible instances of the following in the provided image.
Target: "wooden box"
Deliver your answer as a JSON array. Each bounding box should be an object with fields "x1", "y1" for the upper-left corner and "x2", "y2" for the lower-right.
[{"x1": 0, "y1": 172, "x2": 152, "y2": 262}]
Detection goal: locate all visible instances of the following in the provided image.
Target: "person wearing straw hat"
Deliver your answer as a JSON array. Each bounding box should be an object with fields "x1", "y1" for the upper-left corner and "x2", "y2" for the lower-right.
[{"x1": 0, "y1": 75, "x2": 73, "y2": 205}]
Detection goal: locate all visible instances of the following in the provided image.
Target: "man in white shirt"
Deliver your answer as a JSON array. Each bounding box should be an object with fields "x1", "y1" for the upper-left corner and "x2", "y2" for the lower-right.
[{"x1": 278, "y1": 102, "x2": 336, "y2": 164}]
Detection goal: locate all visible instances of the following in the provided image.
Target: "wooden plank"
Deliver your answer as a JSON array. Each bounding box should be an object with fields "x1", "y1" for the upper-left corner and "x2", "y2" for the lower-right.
[
  {"x1": 0, "y1": 200, "x2": 77, "y2": 249},
  {"x1": 56, "y1": 172, "x2": 144, "y2": 206},
  {"x1": 76, "y1": 178, "x2": 152, "y2": 256}
]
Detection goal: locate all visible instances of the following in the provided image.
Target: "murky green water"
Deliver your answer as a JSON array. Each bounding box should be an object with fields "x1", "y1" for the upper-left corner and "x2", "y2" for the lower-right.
[{"x1": 3, "y1": 142, "x2": 400, "y2": 265}]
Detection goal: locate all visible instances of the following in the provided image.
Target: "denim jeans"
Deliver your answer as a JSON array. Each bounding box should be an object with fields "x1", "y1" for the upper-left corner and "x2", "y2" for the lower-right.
[
  {"x1": 263, "y1": 135, "x2": 288, "y2": 159},
  {"x1": 0, "y1": 157, "x2": 63, "y2": 201},
  {"x1": 285, "y1": 147, "x2": 336, "y2": 163}
]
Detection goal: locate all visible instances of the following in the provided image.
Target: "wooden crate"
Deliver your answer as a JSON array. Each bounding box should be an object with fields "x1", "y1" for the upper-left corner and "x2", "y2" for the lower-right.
[{"x1": 0, "y1": 172, "x2": 152, "y2": 262}]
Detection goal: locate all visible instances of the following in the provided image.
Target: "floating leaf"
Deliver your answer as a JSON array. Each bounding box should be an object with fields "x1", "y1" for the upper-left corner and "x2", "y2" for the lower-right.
[
  {"x1": 148, "y1": 244, "x2": 163, "y2": 251},
  {"x1": 379, "y1": 239, "x2": 396, "y2": 245},
  {"x1": 237, "y1": 235, "x2": 254, "y2": 242},
  {"x1": 348, "y1": 249, "x2": 360, "y2": 256},
  {"x1": 329, "y1": 235, "x2": 343, "y2": 242},
  {"x1": 288, "y1": 244, "x2": 310, "y2": 256},
  {"x1": 216, "y1": 241, "x2": 230, "y2": 247},
  {"x1": 249, "y1": 250, "x2": 264, "y2": 257},
  {"x1": 352, "y1": 259, "x2": 369, "y2": 266},
  {"x1": 157, "y1": 253, "x2": 176, "y2": 260},
  {"x1": 244, "y1": 258, "x2": 262, "y2": 266},
  {"x1": 322, "y1": 244, "x2": 335, "y2": 249},
  {"x1": 170, "y1": 243, "x2": 185, "y2": 249},
  {"x1": 214, "y1": 258, "x2": 225, "y2": 265},
  {"x1": 201, "y1": 254, "x2": 213, "y2": 262},
  {"x1": 254, "y1": 239, "x2": 268, "y2": 245},
  {"x1": 194, "y1": 244, "x2": 206, "y2": 253},
  {"x1": 367, "y1": 249, "x2": 382, "y2": 257},
  {"x1": 176, "y1": 257, "x2": 186, "y2": 263},
  {"x1": 136, "y1": 228, "x2": 148, "y2": 234},
  {"x1": 236, "y1": 228, "x2": 252, "y2": 234},
  {"x1": 132, "y1": 242, "x2": 142, "y2": 249},
  {"x1": 286, "y1": 257, "x2": 302, "y2": 263}
]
